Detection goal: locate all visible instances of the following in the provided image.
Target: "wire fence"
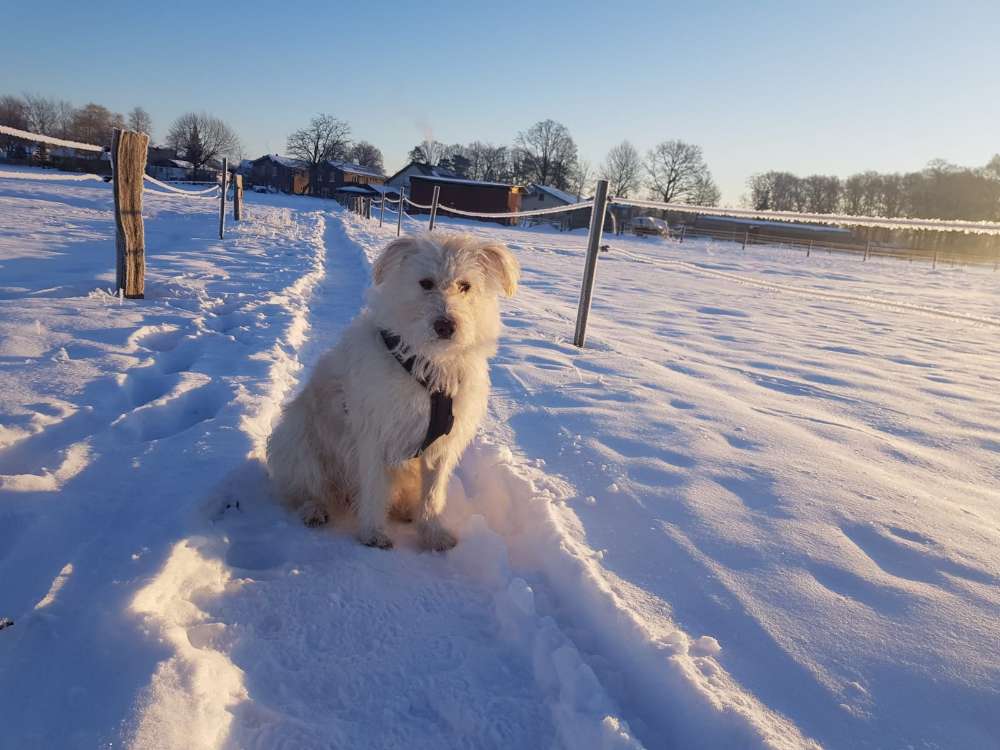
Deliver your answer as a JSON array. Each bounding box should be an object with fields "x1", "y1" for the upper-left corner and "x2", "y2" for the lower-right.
[{"x1": 345, "y1": 178, "x2": 1000, "y2": 347}]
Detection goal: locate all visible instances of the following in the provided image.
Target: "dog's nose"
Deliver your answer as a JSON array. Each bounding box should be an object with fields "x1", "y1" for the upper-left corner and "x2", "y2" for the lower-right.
[{"x1": 433, "y1": 317, "x2": 456, "y2": 339}]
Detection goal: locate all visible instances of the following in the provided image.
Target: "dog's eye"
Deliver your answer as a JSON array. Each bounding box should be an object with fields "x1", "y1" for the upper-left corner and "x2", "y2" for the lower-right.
[
  {"x1": 458, "y1": 281, "x2": 471, "y2": 294},
  {"x1": 419, "y1": 278, "x2": 434, "y2": 290}
]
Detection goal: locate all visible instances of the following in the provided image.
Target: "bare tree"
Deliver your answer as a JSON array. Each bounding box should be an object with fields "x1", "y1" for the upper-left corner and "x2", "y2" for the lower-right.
[
  {"x1": 690, "y1": 172, "x2": 721, "y2": 206},
  {"x1": 570, "y1": 159, "x2": 593, "y2": 198},
  {"x1": 408, "y1": 139, "x2": 446, "y2": 165},
  {"x1": 0, "y1": 95, "x2": 28, "y2": 130},
  {"x1": 514, "y1": 119, "x2": 578, "y2": 190},
  {"x1": 286, "y1": 113, "x2": 351, "y2": 193},
  {"x1": 347, "y1": 141, "x2": 384, "y2": 173},
  {"x1": 167, "y1": 112, "x2": 241, "y2": 178},
  {"x1": 69, "y1": 103, "x2": 123, "y2": 146},
  {"x1": 127, "y1": 107, "x2": 153, "y2": 137},
  {"x1": 599, "y1": 141, "x2": 642, "y2": 197},
  {"x1": 21, "y1": 93, "x2": 61, "y2": 135},
  {"x1": 645, "y1": 140, "x2": 713, "y2": 203}
]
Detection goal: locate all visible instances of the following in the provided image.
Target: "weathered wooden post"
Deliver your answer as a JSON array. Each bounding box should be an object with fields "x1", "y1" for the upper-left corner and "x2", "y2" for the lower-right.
[
  {"x1": 366, "y1": 197, "x2": 372, "y2": 220},
  {"x1": 233, "y1": 174, "x2": 243, "y2": 221},
  {"x1": 864, "y1": 229, "x2": 871, "y2": 261},
  {"x1": 573, "y1": 179, "x2": 610, "y2": 348},
  {"x1": 742, "y1": 230, "x2": 749, "y2": 251},
  {"x1": 679, "y1": 225, "x2": 686, "y2": 243},
  {"x1": 807, "y1": 239, "x2": 812, "y2": 258},
  {"x1": 993, "y1": 236, "x2": 999, "y2": 271},
  {"x1": 218, "y1": 158, "x2": 228, "y2": 239},
  {"x1": 379, "y1": 193, "x2": 385, "y2": 227},
  {"x1": 111, "y1": 127, "x2": 149, "y2": 299},
  {"x1": 428, "y1": 185, "x2": 441, "y2": 231},
  {"x1": 932, "y1": 248, "x2": 938, "y2": 269},
  {"x1": 397, "y1": 187, "x2": 405, "y2": 237}
]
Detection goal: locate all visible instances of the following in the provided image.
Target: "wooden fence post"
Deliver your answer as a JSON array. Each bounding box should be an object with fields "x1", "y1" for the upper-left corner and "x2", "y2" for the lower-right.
[
  {"x1": 679, "y1": 225, "x2": 686, "y2": 243},
  {"x1": 112, "y1": 128, "x2": 149, "y2": 299},
  {"x1": 428, "y1": 185, "x2": 441, "y2": 231},
  {"x1": 233, "y1": 174, "x2": 243, "y2": 221},
  {"x1": 742, "y1": 230, "x2": 749, "y2": 250},
  {"x1": 218, "y1": 157, "x2": 228, "y2": 239},
  {"x1": 379, "y1": 193, "x2": 385, "y2": 227},
  {"x1": 807, "y1": 239, "x2": 812, "y2": 258},
  {"x1": 397, "y1": 187, "x2": 405, "y2": 236},
  {"x1": 573, "y1": 179, "x2": 610, "y2": 348}
]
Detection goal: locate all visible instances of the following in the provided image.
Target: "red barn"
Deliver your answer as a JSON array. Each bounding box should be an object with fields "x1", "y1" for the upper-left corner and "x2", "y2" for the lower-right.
[{"x1": 409, "y1": 175, "x2": 523, "y2": 225}]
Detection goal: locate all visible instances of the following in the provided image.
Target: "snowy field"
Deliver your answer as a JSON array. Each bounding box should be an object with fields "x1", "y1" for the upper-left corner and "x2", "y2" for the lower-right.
[{"x1": 0, "y1": 167, "x2": 997, "y2": 749}]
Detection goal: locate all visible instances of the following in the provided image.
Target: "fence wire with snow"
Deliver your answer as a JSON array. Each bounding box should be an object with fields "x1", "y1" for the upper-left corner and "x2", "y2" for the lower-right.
[{"x1": 2, "y1": 126, "x2": 234, "y2": 298}]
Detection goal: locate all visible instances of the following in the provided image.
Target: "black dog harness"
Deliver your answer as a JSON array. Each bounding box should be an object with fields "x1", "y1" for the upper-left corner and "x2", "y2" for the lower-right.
[{"x1": 380, "y1": 329, "x2": 455, "y2": 457}]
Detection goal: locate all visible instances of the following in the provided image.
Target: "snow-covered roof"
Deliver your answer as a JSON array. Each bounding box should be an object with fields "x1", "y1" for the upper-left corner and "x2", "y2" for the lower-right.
[
  {"x1": 326, "y1": 159, "x2": 383, "y2": 179},
  {"x1": 411, "y1": 174, "x2": 513, "y2": 189},
  {"x1": 254, "y1": 154, "x2": 307, "y2": 170},
  {"x1": 532, "y1": 184, "x2": 580, "y2": 204},
  {"x1": 387, "y1": 161, "x2": 460, "y2": 182}
]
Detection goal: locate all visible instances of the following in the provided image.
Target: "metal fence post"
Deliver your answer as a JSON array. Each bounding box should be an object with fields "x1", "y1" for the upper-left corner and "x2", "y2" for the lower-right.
[
  {"x1": 428, "y1": 185, "x2": 441, "y2": 231},
  {"x1": 397, "y1": 187, "x2": 405, "y2": 237},
  {"x1": 111, "y1": 127, "x2": 149, "y2": 299},
  {"x1": 573, "y1": 179, "x2": 610, "y2": 348},
  {"x1": 218, "y1": 157, "x2": 228, "y2": 239},
  {"x1": 233, "y1": 174, "x2": 243, "y2": 221},
  {"x1": 379, "y1": 194, "x2": 385, "y2": 227}
]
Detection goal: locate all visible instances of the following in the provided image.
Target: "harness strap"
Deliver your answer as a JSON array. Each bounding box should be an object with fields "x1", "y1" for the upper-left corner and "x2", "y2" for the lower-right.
[{"x1": 380, "y1": 329, "x2": 455, "y2": 457}]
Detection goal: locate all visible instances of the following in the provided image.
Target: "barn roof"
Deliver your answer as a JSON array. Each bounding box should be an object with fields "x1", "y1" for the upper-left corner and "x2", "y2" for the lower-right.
[
  {"x1": 411, "y1": 174, "x2": 514, "y2": 189},
  {"x1": 325, "y1": 159, "x2": 384, "y2": 178},
  {"x1": 253, "y1": 154, "x2": 307, "y2": 170},
  {"x1": 387, "y1": 161, "x2": 460, "y2": 182},
  {"x1": 532, "y1": 184, "x2": 581, "y2": 204}
]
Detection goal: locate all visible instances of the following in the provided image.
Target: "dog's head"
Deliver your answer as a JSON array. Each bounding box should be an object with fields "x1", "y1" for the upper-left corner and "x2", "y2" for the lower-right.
[{"x1": 370, "y1": 233, "x2": 519, "y2": 361}]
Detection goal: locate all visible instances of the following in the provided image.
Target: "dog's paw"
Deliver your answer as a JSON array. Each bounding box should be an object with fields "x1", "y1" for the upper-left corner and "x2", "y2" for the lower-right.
[
  {"x1": 300, "y1": 503, "x2": 329, "y2": 528},
  {"x1": 359, "y1": 528, "x2": 394, "y2": 549},
  {"x1": 418, "y1": 522, "x2": 458, "y2": 552}
]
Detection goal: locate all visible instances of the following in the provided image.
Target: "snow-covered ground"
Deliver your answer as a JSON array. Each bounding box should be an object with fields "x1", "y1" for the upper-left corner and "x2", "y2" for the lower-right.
[{"x1": 0, "y1": 168, "x2": 997, "y2": 749}]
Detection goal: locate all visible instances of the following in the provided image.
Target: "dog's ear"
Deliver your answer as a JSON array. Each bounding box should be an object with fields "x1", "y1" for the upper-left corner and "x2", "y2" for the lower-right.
[
  {"x1": 372, "y1": 237, "x2": 417, "y2": 285},
  {"x1": 477, "y1": 242, "x2": 520, "y2": 297}
]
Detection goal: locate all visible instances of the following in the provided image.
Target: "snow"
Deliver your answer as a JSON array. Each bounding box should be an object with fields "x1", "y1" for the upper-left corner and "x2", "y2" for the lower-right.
[
  {"x1": 1, "y1": 167, "x2": 998, "y2": 749},
  {"x1": 325, "y1": 158, "x2": 384, "y2": 179}
]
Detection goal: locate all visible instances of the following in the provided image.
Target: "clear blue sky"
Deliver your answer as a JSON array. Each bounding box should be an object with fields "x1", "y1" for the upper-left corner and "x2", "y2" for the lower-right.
[{"x1": 4, "y1": 0, "x2": 998, "y2": 204}]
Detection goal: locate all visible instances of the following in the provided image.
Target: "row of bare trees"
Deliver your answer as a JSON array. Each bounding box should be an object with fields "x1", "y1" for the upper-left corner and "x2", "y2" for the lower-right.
[
  {"x1": 406, "y1": 122, "x2": 720, "y2": 204},
  {"x1": 0, "y1": 93, "x2": 152, "y2": 147},
  {"x1": 0, "y1": 92, "x2": 245, "y2": 181},
  {"x1": 407, "y1": 120, "x2": 583, "y2": 193},
  {"x1": 284, "y1": 114, "x2": 385, "y2": 194},
  {"x1": 747, "y1": 156, "x2": 1000, "y2": 221}
]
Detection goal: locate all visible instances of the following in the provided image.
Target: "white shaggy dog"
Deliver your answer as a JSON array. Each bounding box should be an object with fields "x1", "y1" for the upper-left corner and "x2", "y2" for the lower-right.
[{"x1": 266, "y1": 232, "x2": 519, "y2": 550}]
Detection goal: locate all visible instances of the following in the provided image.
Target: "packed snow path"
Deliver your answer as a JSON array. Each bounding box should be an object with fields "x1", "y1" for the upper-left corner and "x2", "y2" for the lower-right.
[{"x1": 1, "y1": 170, "x2": 997, "y2": 749}]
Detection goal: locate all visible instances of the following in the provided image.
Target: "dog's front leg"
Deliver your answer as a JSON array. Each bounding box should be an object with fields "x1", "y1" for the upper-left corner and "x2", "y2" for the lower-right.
[
  {"x1": 356, "y1": 441, "x2": 394, "y2": 549},
  {"x1": 417, "y1": 452, "x2": 459, "y2": 551}
]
